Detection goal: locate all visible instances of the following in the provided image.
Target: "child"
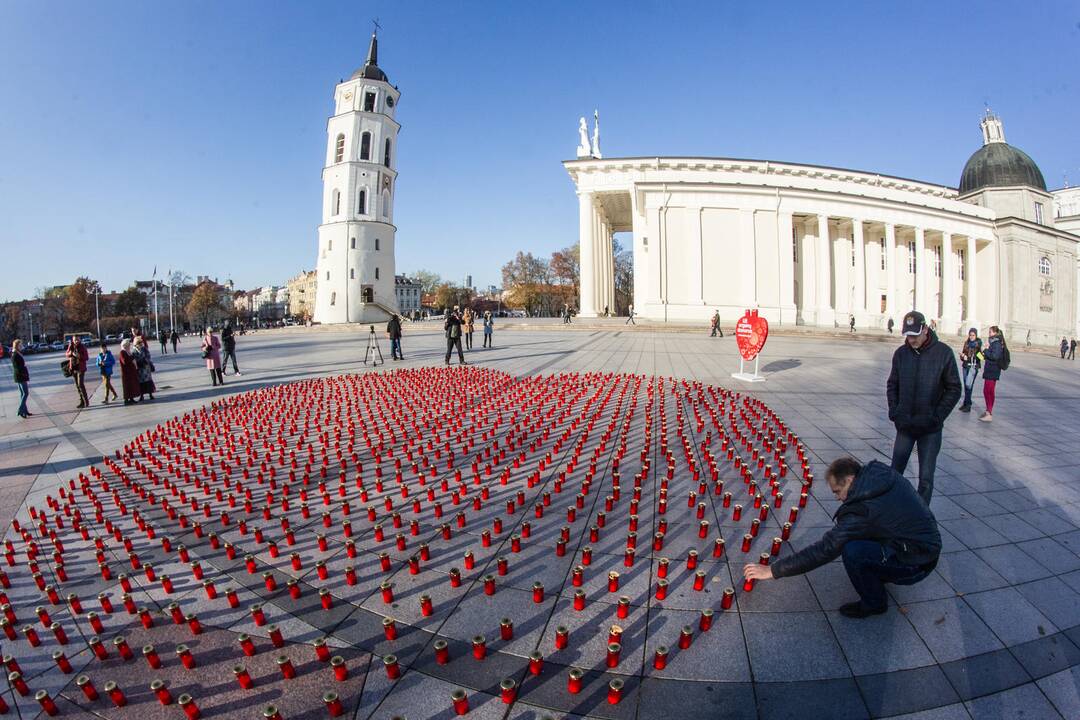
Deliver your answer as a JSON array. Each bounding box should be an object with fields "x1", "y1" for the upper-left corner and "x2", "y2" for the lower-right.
[{"x1": 96, "y1": 342, "x2": 119, "y2": 404}]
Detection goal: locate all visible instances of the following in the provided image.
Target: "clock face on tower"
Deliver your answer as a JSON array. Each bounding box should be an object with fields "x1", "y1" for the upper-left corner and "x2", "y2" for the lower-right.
[{"x1": 386, "y1": 96, "x2": 395, "y2": 107}]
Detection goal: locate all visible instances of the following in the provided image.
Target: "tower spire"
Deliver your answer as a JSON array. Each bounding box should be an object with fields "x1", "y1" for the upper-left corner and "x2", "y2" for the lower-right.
[{"x1": 366, "y1": 31, "x2": 378, "y2": 67}]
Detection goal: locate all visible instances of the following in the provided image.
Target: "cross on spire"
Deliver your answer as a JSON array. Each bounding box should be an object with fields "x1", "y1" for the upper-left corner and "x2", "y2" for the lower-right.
[{"x1": 373, "y1": 18, "x2": 382, "y2": 34}]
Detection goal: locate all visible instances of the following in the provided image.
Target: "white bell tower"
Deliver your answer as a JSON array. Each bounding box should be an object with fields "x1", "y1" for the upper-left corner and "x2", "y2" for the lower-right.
[{"x1": 313, "y1": 31, "x2": 400, "y2": 324}]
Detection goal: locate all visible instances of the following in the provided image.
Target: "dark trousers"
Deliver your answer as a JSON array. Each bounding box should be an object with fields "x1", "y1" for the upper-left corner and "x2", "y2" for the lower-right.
[
  {"x1": 390, "y1": 337, "x2": 402, "y2": 359},
  {"x1": 465, "y1": 331, "x2": 473, "y2": 350},
  {"x1": 445, "y1": 336, "x2": 464, "y2": 364},
  {"x1": 891, "y1": 428, "x2": 943, "y2": 504},
  {"x1": 73, "y1": 370, "x2": 88, "y2": 405},
  {"x1": 222, "y1": 348, "x2": 239, "y2": 373},
  {"x1": 842, "y1": 540, "x2": 931, "y2": 611},
  {"x1": 160, "y1": 341, "x2": 167, "y2": 354},
  {"x1": 626, "y1": 316, "x2": 635, "y2": 325},
  {"x1": 210, "y1": 369, "x2": 224, "y2": 386},
  {"x1": 171, "y1": 340, "x2": 178, "y2": 353},
  {"x1": 483, "y1": 331, "x2": 492, "y2": 348},
  {"x1": 17, "y1": 382, "x2": 29, "y2": 417}
]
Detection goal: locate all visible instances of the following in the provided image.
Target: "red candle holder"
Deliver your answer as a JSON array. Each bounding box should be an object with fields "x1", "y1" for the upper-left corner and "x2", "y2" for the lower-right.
[
  {"x1": 554, "y1": 625, "x2": 569, "y2": 649},
  {"x1": 331, "y1": 655, "x2": 348, "y2": 680},
  {"x1": 179, "y1": 694, "x2": 200, "y2": 720},
  {"x1": 77, "y1": 674, "x2": 98, "y2": 700},
  {"x1": 653, "y1": 645, "x2": 669, "y2": 669},
  {"x1": 177, "y1": 644, "x2": 197, "y2": 669},
  {"x1": 152, "y1": 679, "x2": 173, "y2": 705},
  {"x1": 143, "y1": 644, "x2": 162, "y2": 668},
  {"x1": 323, "y1": 691, "x2": 344, "y2": 717},
  {"x1": 233, "y1": 665, "x2": 254, "y2": 689},
  {"x1": 607, "y1": 678, "x2": 624, "y2": 705},
  {"x1": 567, "y1": 668, "x2": 584, "y2": 694},
  {"x1": 451, "y1": 688, "x2": 469, "y2": 716},
  {"x1": 700, "y1": 608, "x2": 714, "y2": 631},
  {"x1": 678, "y1": 625, "x2": 693, "y2": 649},
  {"x1": 472, "y1": 635, "x2": 487, "y2": 660},
  {"x1": 36, "y1": 690, "x2": 60, "y2": 716},
  {"x1": 434, "y1": 639, "x2": 450, "y2": 664},
  {"x1": 383, "y1": 654, "x2": 400, "y2": 679},
  {"x1": 105, "y1": 681, "x2": 127, "y2": 707},
  {"x1": 655, "y1": 579, "x2": 668, "y2": 600},
  {"x1": 617, "y1": 595, "x2": 630, "y2": 618},
  {"x1": 528, "y1": 651, "x2": 543, "y2": 675},
  {"x1": 484, "y1": 575, "x2": 496, "y2": 595}
]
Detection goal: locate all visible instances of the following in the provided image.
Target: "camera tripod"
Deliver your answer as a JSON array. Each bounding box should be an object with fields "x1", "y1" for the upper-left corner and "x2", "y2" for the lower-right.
[{"x1": 362, "y1": 325, "x2": 384, "y2": 366}]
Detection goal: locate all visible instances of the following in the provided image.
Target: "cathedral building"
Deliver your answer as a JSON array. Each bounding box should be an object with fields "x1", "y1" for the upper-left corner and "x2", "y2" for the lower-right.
[
  {"x1": 565, "y1": 111, "x2": 1078, "y2": 344},
  {"x1": 313, "y1": 33, "x2": 399, "y2": 324}
]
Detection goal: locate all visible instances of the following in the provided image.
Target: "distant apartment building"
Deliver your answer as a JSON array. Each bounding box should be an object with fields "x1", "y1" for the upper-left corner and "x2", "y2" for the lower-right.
[
  {"x1": 395, "y1": 275, "x2": 422, "y2": 314},
  {"x1": 287, "y1": 270, "x2": 318, "y2": 319}
]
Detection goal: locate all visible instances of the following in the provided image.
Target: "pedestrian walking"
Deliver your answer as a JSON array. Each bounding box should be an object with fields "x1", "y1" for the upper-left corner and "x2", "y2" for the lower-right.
[
  {"x1": 849, "y1": 315, "x2": 856, "y2": 333},
  {"x1": 159, "y1": 333, "x2": 168, "y2": 355},
  {"x1": 626, "y1": 304, "x2": 636, "y2": 325},
  {"x1": 95, "y1": 342, "x2": 119, "y2": 404},
  {"x1": 387, "y1": 314, "x2": 404, "y2": 360},
  {"x1": 563, "y1": 304, "x2": 572, "y2": 324},
  {"x1": 887, "y1": 318, "x2": 895, "y2": 334},
  {"x1": 221, "y1": 323, "x2": 241, "y2": 375},
  {"x1": 1070, "y1": 338, "x2": 1077, "y2": 360},
  {"x1": 482, "y1": 311, "x2": 494, "y2": 347},
  {"x1": 743, "y1": 457, "x2": 940, "y2": 619},
  {"x1": 65, "y1": 335, "x2": 90, "y2": 408},
  {"x1": 202, "y1": 328, "x2": 224, "y2": 386},
  {"x1": 979, "y1": 326, "x2": 1009, "y2": 422},
  {"x1": 444, "y1": 307, "x2": 466, "y2": 365},
  {"x1": 11, "y1": 339, "x2": 31, "y2": 418},
  {"x1": 170, "y1": 329, "x2": 180, "y2": 353},
  {"x1": 710, "y1": 310, "x2": 723, "y2": 337},
  {"x1": 462, "y1": 308, "x2": 475, "y2": 350},
  {"x1": 1060, "y1": 337, "x2": 1069, "y2": 359},
  {"x1": 118, "y1": 339, "x2": 141, "y2": 405},
  {"x1": 957, "y1": 328, "x2": 982, "y2": 413},
  {"x1": 886, "y1": 310, "x2": 962, "y2": 504},
  {"x1": 132, "y1": 336, "x2": 156, "y2": 401}
]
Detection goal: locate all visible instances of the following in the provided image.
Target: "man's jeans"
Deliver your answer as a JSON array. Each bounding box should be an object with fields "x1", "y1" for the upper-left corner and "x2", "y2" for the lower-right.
[
  {"x1": 17, "y1": 382, "x2": 29, "y2": 417},
  {"x1": 842, "y1": 540, "x2": 931, "y2": 611},
  {"x1": 962, "y1": 366, "x2": 979, "y2": 407},
  {"x1": 390, "y1": 337, "x2": 402, "y2": 359},
  {"x1": 891, "y1": 428, "x2": 943, "y2": 504}
]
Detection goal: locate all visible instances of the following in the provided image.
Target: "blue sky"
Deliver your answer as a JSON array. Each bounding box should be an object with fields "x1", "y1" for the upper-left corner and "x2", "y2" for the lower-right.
[{"x1": 1, "y1": 1, "x2": 1077, "y2": 301}]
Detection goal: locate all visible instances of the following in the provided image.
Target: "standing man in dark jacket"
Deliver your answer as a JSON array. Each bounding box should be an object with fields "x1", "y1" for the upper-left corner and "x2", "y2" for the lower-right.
[
  {"x1": 444, "y1": 307, "x2": 466, "y2": 366},
  {"x1": 387, "y1": 315, "x2": 404, "y2": 361},
  {"x1": 66, "y1": 336, "x2": 90, "y2": 408},
  {"x1": 221, "y1": 323, "x2": 241, "y2": 376},
  {"x1": 886, "y1": 311, "x2": 961, "y2": 504},
  {"x1": 744, "y1": 457, "x2": 940, "y2": 618}
]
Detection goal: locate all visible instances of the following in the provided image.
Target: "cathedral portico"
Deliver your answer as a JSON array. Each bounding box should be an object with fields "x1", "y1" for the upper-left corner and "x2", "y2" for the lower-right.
[{"x1": 567, "y1": 117, "x2": 1078, "y2": 344}]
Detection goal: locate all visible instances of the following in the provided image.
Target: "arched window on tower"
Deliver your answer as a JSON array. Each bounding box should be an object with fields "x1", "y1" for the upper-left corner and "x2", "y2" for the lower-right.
[
  {"x1": 381, "y1": 190, "x2": 390, "y2": 219},
  {"x1": 383, "y1": 139, "x2": 391, "y2": 167},
  {"x1": 334, "y1": 134, "x2": 345, "y2": 163},
  {"x1": 360, "y1": 133, "x2": 371, "y2": 161},
  {"x1": 1038, "y1": 257, "x2": 1052, "y2": 276},
  {"x1": 357, "y1": 189, "x2": 366, "y2": 215},
  {"x1": 331, "y1": 189, "x2": 341, "y2": 216}
]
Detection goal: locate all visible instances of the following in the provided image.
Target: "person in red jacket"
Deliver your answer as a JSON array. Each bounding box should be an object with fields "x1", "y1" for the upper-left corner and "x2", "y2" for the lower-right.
[{"x1": 65, "y1": 336, "x2": 90, "y2": 408}]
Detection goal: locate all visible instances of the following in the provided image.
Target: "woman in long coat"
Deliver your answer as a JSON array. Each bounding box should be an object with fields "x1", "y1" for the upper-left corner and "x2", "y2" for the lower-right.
[
  {"x1": 133, "y1": 336, "x2": 156, "y2": 400},
  {"x1": 118, "y1": 339, "x2": 141, "y2": 405},
  {"x1": 202, "y1": 328, "x2": 223, "y2": 386}
]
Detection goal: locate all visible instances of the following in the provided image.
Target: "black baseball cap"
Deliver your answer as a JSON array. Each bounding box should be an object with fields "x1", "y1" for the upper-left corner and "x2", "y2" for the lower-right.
[{"x1": 902, "y1": 311, "x2": 926, "y2": 336}]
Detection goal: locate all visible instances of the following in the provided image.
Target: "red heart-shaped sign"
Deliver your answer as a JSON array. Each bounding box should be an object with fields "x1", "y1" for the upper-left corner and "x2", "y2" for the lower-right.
[{"x1": 735, "y1": 309, "x2": 769, "y2": 361}]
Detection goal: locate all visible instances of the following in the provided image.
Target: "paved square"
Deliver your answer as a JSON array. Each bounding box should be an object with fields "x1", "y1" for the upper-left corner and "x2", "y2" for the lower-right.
[{"x1": 2, "y1": 322, "x2": 1078, "y2": 719}]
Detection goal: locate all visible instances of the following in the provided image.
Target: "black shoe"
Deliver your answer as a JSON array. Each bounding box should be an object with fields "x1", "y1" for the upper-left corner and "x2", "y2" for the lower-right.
[
  {"x1": 838, "y1": 601, "x2": 887, "y2": 619},
  {"x1": 959, "y1": 405, "x2": 971, "y2": 413}
]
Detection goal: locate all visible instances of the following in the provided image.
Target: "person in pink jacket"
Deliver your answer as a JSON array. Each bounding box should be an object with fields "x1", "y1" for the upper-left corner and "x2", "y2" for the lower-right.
[
  {"x1": 202, "y1": 328, "x2": 224, "y2": 386},
  {"x1": 65, "y1": 336, "x2": 90, "y2": 408}
]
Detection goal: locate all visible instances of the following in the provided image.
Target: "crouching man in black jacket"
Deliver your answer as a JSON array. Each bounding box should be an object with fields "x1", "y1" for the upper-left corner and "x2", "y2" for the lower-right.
[{"x1": 744, "y1": 457, "x2": 940, "y2": 619}]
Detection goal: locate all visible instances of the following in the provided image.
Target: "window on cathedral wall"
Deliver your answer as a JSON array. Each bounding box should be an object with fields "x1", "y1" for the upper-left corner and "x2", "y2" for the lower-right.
[
  {"x1": 350, "y1": 268, "x2": 355, "y2": 279},
  {"x1": 792, "y1": 228, "x2": 798, "y2": 263},
  {"x1": 934, "y1": 246, "x2": 941, "y2": 278},
  {"x1": 880, "y1": 239, "x2": 886, "y2": 271},
  {"x1": 375, "y1": 238, "x2": 380, "y2": 251},
  {"x1": 360, "y1": 133, "x2": 371, "y2": 161},
  {"x1": 851, "y1": 239, "x2": 855, "y2": 267},
  {"x1": 334, "y1": 134, "x2": 345, "y2": 163},
  {"x1": 1034, "y1": 202, "x2": 1044, "y2": 225},
  {"x1": 907, "y1": 241, "x2": 916, "y2": 274},
  {"x1": 364, "y1": 92, "x2": 376, "y2": 112},
  {"x1": 1039, "y1": 257, "x2": 1052, "y2": 276},
  {"x1": 350, "y1": 237, "x2": 356, "y2": 249},
  {"x1": 332, "y1": 189, "x2": 341, "y2": 216},
  {"x1": 330, "y1": 291, "x2": 336, "y2": 305},
  {"x1": 958, "y1": 249, "x2": 966, "y2": 280},
  {"x1": 375, "y1": 267, "x2": 380, "y2": 280},
  {"x1": 357, "y1": 190, "x2": 366, "y2": 215},
  {"x1": 383, "y1": 139, "x2": 392, "y2": 168}
]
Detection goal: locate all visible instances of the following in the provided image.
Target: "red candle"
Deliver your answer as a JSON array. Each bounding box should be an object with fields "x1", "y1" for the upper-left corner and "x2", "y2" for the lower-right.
[
  {"x1": 233, "y1": 665, "x2": 254, "y2": 689},
  {"x1": 567, "y1": 668, "x2": 584, "y2": 694},
  {"x1": 383, "y1": 654, "x2": 400, "y2": 679},
  {"x1": 451, "y1": 688, "x2": 469, "y2": 715},
  {"x1": 500, "y1": 678, "x2": 517, "y2": 704},
  {"x1": 555, "y1": 625, "x2": 569, "y2": 649},
  {"x1": 528, "y1": 651, "x2": 543, "y2": 675},
  {"x1": 331, "y1": 655, "x2": 348, "y2": 680},
  {"x1": 472, "y1": 635, "x2": 486, "y2": 660},
  {"x1": 179, "y1": 694, "x2": 200, "y2": 720},
  {"x1": 617, "y1": 595, "x2": 630, "y2": 618},
  {"x1": 654, "y1": 645, "x2": 669, "y2": 669},
  {"x1": 323, "y1": 692, "x2": 344, "y2": 717},
  {"x1": 77, "y1": 674, "x2": 98, "y2": 700},
  {"x1": 434, "y1": 639, "x2": 450, "y2": 664},
  {"x1": 678, "y1": 625, "x2": 693, "y2": 649},
  {"x1": 105, "y1": 681, "x2": 127, "y2": 707},
  {"x1": 152, "y1": 679, "x2": 173, "y2": 705},
  {"x1": 607, "y1": 678, "x2": 624, "y2": 705}
]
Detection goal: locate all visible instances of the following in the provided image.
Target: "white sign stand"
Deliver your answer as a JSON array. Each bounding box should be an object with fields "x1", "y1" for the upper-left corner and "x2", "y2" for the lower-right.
[{"x1": 731, "y1": 355, "x2": 766, "y2": 383}]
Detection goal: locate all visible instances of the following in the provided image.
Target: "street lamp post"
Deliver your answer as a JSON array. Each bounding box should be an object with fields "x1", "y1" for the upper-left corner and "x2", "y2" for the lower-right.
[
  {"x1": 94, "y1": 290, "x2": 101, "y2": 339},
  {"x1": 27, "y1": 311, "x2": 33, "y2": 344}
]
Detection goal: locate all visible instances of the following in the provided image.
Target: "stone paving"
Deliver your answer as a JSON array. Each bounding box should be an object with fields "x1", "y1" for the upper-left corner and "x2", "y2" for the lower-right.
[{"x1": 2, "y1": 323, "x2": 1080, "y2": 720}]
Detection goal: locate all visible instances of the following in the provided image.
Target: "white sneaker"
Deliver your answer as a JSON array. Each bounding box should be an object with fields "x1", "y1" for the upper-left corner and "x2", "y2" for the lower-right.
[{"x1": 978, "y1": 412, "x2": 993, "y2": 422}]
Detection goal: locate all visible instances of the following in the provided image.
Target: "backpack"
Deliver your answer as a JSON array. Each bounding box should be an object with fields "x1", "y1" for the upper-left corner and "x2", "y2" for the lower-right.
[{"x1": 1000, "y1": 342, "x2": 1010, "y2": 371}]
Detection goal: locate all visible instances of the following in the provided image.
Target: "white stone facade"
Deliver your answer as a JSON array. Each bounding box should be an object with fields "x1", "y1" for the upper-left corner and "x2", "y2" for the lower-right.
[
  {"x1": 566, "y1": 128, "x2": 1079, "y2": 345},
  {"x1": 394, "y1": 275, "x2": 422, "y2": 314},
  {"x1": 313, "y1": 34, "x2": 399, "y2": 324}
]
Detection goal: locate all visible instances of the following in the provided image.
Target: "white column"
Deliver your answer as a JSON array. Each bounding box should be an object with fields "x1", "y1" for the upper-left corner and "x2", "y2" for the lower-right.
[
  {"x1": 942, "y1": 232, "x2": 956, "y2": 328},
  {"x1": 884, "y1": 223, "x2": 897, "y2": 320},
  {"x1": 852, "y1": 218, "x2": 866, "y2": 322},
  {"x1": 578, "y1": 192, "x2": 597, "y2": 317},
  {"x1": 966, "y1": 236, "x2": 978, "y2": 327},
  {"x1": 604, "y1": 223, "x2": 615, "y2": 313},
  {"x1": 740, "y1": 209, "x2": 757, "y2": 307},
  {"x1": 914, "y1": 227, "x2": 926, "y2": 313},
  {"x1": 816, "y1": 214, "x2": 832, "y2": 325},
  {"x1": 778, "y1": 211, "x2": 795, "y2": 323}
]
